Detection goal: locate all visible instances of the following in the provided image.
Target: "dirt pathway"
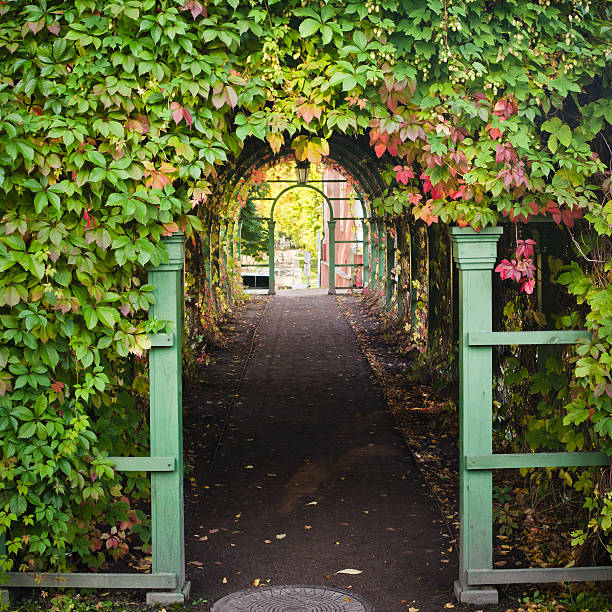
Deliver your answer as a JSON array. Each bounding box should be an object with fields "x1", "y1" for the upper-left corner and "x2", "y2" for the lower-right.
[{"x1": 183, "y1": 292, "x2": 459, "y2": 611}]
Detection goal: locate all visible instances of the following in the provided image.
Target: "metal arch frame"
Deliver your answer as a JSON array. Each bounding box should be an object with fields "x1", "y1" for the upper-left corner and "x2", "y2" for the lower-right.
[
  {"x1": 224, "y1": 135, "x2": 390, "y2": 296},
  {"x1": 270, "y1": 184, "x2": 334, "y2": 219},
  {"x1": 224, "y1": 134, "x2": 387, "y2": 217}
]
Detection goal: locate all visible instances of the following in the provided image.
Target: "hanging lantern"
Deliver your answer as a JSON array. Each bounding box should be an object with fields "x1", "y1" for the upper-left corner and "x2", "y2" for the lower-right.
[{"x1": 295, "y1": 159, "x2": 310, "y2": 185}]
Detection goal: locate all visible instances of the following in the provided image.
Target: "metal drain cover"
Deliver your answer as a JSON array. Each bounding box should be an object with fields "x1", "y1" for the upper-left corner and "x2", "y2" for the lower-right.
[{"x1": 211, "y1": 585, "x2": 374, "y2": 611}]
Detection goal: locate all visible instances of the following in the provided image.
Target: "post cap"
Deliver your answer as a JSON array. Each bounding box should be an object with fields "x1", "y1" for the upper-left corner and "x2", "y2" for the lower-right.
[{"x1": 448, "y1": 226, "x2": 503, "y2": 270}]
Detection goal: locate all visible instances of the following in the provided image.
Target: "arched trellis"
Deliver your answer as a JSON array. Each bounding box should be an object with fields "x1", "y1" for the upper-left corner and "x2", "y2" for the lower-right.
[{"x1": 232, "y1": 137, "x2": 386, "y2": 295}]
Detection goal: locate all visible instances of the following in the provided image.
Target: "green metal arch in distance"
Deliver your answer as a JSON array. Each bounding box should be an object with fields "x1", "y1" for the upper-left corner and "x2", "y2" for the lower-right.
[
  {"x1": 265, "y1": 182, "x2": 339, "y2": 296},
  {"x1": 224, "y1": 134, "x2": 387, "y2": 220},
  {"x1": 270, "y1": 183, "x2": 334, "y2": 220}
]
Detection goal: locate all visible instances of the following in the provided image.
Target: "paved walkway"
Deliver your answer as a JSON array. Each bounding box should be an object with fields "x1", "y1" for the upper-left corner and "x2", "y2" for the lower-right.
[{"x1": 184, "y1": 293, "x2": 458, "y2": 611}]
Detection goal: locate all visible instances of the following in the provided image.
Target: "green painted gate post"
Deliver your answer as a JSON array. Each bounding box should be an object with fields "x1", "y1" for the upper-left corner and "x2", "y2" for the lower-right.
[
  {"x1": 220, "y1": 221, "x2": 229, "y2": 299},
  {"x1": 370, "y1": 220, "x2": 379, "y2": 291},
  {"x1": 328, "y1": 219, "x2": 337, "y2": 294},
  {"x1": 202, "y1": 225, "x2": 212, "y2": 293},
  {"x1": 237, "y1": 220, "x2": 243, "y2": 264},
  {"x1": 377, "y1": 221, "x2": 386, "y2": 296},
  {"x1": 362, "y1": 220, "x2": 369, "y2": 288},
  {"x1": 146, "y1": 233, "x2": 189, "y2": 605},
  {"x1": 385, "y1": 224, "x2": 394, "y2": 310},
  {"x1": 268, "y1": 218, "x2": 276, "y2": 295},
  {"x1": 449, "y1": 226, "x2": 503, "y2": 606}
]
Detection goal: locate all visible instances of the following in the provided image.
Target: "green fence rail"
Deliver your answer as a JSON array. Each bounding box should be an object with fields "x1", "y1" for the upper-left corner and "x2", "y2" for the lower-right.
[
  {"x1": 449, "y1": 226, "x2": 612, "y2": 605},
  {"x1": 1, "y1": 234, "x2": 190, "y2": 606}
]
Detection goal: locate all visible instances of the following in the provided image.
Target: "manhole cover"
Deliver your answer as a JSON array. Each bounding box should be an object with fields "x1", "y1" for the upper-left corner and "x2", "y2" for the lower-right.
[{"x1": 211, "y1": 585, "x2": 374, "y2": 611}]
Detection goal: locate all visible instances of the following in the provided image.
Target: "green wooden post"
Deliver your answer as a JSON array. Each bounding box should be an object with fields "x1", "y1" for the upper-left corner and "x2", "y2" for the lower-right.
[
  {"x1": 449, "y1": 226, "x2": 503, "y2": 606},
  {"x1": 220, "y1": 221, "x2": 229, "y2": 299},
  {"x1": 237, "y1": 220, "x2": 243, "y2": 264},
  {"x1": 369, "y1": 220, "x2": 378, "y2": 291},
  {"x1": 146, "y1": 233, "x2": 189, "y2": 605},
  {"x1": 362, "y1": 220, "x2": 369, "y2": 288},
  {"x1": 328, "y1": 219, "x2": 336, "y2": 295},
  {"x1": 377, "y1": 221, "x2": 386, "y2": 294},
  {"x1": 385, "y1": 224, "x2": 394, "y2": 310},
  {"x1": 202, "y1": 224, "x2": 211, "y2": 293},
  {"x1": 268, "y1": 218, "x2": 276, "y2": 295}
]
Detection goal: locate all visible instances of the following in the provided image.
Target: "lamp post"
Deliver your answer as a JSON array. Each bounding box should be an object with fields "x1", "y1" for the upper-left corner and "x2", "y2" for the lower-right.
[{"x1": 295, "y1": 159, "x2": 310, "y2": 185}]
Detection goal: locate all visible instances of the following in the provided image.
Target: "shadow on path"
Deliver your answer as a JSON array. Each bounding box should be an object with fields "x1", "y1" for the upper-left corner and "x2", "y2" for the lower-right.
[{"x1": 183, "y1": 293, "x2": 458, "y2": 611}]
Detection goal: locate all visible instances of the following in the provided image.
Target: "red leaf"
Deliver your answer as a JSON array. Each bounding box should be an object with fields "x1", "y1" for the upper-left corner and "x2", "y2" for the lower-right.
[
  {"x1": 171, "y1": 102, "x2": 183, "y2": 126},
  {"x1": 27, "y1": 19, "x2": 45, "y2": 35},
  {"x1": 181, "y1": 0, "x2": 206, "y2": 19},
  {"x1": 407, "y1": 192, "x2": 422, "y2": 205},
  {"x1": 374, "y1": 141, "x2": 386, "y2": 158},
  {"x1": 125, "y1": 115, "x2": 150, "y2": 134},
  {"x1": 47, "y1": 22, "x2": 60, "y2": 35},
  {"x1": 182, "y1": 107, "x2": 193, "y2": 128},
  {"x1": 225, "y1": 86, "x2": 238, "y2": 109},
  {"x1": 520, "y1": 279, "x2": 535, "y2": 294},
  {"x1": 394, "y1": 165, "x2": 414, "y2": 185}
]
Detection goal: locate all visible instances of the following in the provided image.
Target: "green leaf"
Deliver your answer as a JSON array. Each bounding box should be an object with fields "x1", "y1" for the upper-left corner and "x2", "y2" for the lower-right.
[
  {"x1": 548, "y1": 134, "x2": 558, "y2": 154},
  {"x1": 557, "y1": 124, "x2": 572, "y2": 147},
  {"x1": 97, "y1": 307, "x2": 118, "y2": 328},
  {"x1": 89, "y1": 167, "x2": 107, "y2": 183},
  {"x1": 353, "y1": 30, "x2": 367, "y2": 49},
  {"x1": 299, "y1": 18, "x2": 320, "y2": 37},
  {"x1": 86, "y1": 150, "x2": 107, "y2": 168},
  {"x1": 84, "y1": 307, "x2": 98, "y2": 330},
  {"x1": 18, "y1": 421, "x2": 36, "y2": 439},
  {"x1": 34, "y1": 191, "x2": 49, "y2": 214},
  {"x1": 10, "y1": 494, "x2": 27, "y2": 516}
]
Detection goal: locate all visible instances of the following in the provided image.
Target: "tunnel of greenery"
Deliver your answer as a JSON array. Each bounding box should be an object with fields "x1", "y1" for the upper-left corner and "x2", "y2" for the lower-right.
[{"x1": 0, "y1": 0, "x2": 610, "y2": 604}]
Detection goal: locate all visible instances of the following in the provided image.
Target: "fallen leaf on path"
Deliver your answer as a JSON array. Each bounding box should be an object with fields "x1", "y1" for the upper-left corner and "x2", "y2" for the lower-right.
[
  {"x1": 222, "y1": 577, "x2": 227, "y2": 583},
  {"x1": 444, "y1": 604, "x2": 455, "y2": 609},
  {"x1": 335, "y1": 569, "x2": 362, "y2": 574},
  {"x1": 306, "y1": 501, "x2": 317, "y2": 505},
  {"x1": 275, "y1": 533, "x2": 286, "y2": 539}
]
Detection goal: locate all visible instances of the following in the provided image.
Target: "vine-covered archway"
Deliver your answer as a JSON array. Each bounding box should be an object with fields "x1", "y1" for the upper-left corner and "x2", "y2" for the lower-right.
[{"x1": 0, "y1": 0, "x2": 610, "y2": 607}]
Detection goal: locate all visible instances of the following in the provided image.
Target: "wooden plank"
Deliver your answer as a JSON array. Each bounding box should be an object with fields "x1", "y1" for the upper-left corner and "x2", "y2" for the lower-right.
[
  {"x1": 468, "y1": 330, "x2": 590, "y2": 346},
  {"x1": 466, "y1": 452, "x2": 608, "y2": 470},
  {"x1": 4, "y1": 572, "x2": 176, "y2": 589},
  {"x1": 149, "y1": 333, "x2": 174, "y2": 348},
  {"x1": 468, "y1": 566, "x2": 612, "y2": 585},
  {"x1": 108, "y1": 456, "x2": 175, "y2": 472}
]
